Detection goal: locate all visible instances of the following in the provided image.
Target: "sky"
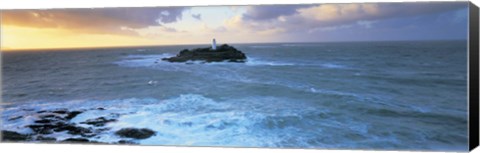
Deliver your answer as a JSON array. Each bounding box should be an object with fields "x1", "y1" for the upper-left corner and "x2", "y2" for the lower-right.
[{"x1": 0, "y1": 2, "x2": 469, "y2": 50}]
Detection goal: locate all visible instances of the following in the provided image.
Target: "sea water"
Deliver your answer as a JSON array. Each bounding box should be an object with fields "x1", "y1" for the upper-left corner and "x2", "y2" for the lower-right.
[{"x1": 1, "y1": 40, "x2": 468, "y2": 151}]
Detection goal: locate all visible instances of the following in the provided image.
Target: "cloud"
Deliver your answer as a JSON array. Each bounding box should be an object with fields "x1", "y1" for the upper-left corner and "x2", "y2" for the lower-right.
[
  {"x1": 132, "y1": 25, "x2": 184, "y2": 39},
  {"x1": 192, "y1": 13, "x2": 202, "y2": 20},
  {"x1": 1, "y1": 2, "x2": 468, "y2": 43},
  {"x1": 224, "y1": 15, "x2": 285, "y2": 36},
  {"x1": 356, "y1": 20, "x2": 376, "y2": 28},
  {"x1": 231, "y1": 2, "x2": 468, "y2": 34},
  {"x1": 242, "y1": 5, "x2": 310, "y2": 21},
  {"x1": 294, "y1": 2, "x2": 467, "y2": 28},
  {"x1": 160, "y1": 26, "x2": 178, "y2": 32},
  {"x1": 308, "y1": 24, "x2": 353, "y2": 33},
  {"x1": 1, "y1": 7, "x2": 188, "y2": 35},
  {"x1": 205, "y1": 25, "x2": 227, "y2": 33}
]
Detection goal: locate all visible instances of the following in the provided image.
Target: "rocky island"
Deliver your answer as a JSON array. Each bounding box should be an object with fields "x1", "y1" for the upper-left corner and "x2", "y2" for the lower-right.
[{"x1": 162, "y1": 40, "x2": 247, "y2": 63}]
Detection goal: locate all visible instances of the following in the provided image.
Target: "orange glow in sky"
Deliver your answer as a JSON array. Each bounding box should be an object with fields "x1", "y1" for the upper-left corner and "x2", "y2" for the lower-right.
[{"x1": 1, "y1": 25, "x2": 179, "y2": 51}]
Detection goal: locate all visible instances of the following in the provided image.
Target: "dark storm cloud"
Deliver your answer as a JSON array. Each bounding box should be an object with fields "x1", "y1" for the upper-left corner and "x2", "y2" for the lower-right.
[
  {"x1": 1, "y1": 7, "x2": 188, "y2": 35},
  {"x1": 356, "y1": 2, "x2": 468, "y2": 22},
  {"x1": 237, "y1": 2, "x2": 468, "y2": 33}
]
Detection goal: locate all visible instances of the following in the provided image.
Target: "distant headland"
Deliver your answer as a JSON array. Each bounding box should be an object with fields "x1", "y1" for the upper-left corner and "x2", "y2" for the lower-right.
[{"x1": 162, "y1": 39, "x2": 247, "y2": 63}]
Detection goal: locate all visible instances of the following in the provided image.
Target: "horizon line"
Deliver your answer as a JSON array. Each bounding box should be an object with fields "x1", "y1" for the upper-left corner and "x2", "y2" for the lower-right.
[{"x1": 1, "y1": 38, "x2": 467, "y2": 52}]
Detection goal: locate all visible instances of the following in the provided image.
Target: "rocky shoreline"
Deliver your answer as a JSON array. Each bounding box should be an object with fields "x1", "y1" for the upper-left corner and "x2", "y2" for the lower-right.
[
  {"x1": 1, "y1": 108, "x2": 156, "y2": 144},
  {"x1": 162, "y1": 44, "x2": 247, "y2": 63}
]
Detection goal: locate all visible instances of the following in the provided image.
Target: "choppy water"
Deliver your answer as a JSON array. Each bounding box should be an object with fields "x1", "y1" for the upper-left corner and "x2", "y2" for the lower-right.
[{"x1": 1, "y1": 41, "x2": 468, "y2": 151}]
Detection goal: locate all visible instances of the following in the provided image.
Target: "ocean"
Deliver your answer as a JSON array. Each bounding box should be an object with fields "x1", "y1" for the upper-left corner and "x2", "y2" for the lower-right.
[{"x1": 1, "y1": 40, "x2": 469, "y2": 151}]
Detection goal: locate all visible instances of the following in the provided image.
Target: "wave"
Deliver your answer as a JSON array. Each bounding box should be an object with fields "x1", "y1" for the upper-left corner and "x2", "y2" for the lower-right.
[
  {"x1": 1, "y1": 95, "x2": 319, "y2": 147},
  {"x1": 115, "y1": 54, "x2": 350, "y2": 71},
  {"x1": 249, "y1": 45, "x2": 278, "y2": 49},
  {"x1": 245, "y1": 58, "x2": 296, "y2": 66},
  {"x1": 114, "y1": 54, "x2": 175, "y2": 67},
  {"x1": 0, "y1": 94, "x2": 379, "y2": 148},
  {"x1": 233, "y1": 59, "x2": 348, "y2": 69},
  {"x1": 1, "y1": 92, "x2": 468, "y2": 150},
  {"x1": 199, "y1": 58, "x2": 297, "y2": 67},
  {"x1": 320, "y1": 63, "x2": 346, "y2": 69},
  {"x1": 115, "y1": 54, "x2": 298, "y2": 67}
]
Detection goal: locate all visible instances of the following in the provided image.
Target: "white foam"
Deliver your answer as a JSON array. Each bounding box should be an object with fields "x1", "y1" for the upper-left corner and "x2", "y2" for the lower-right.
[
  {"x1": 320, "y1": 63, "x2": 346, "y2": 69},
  {"x1": 114, "y1": 54, "x2": 175, "y2": 67},
  {"x1": 1, "y1": 94, "x2": 330, "y2": 147},
  {"x1": 116, "y1": 54, "x2": 300, "y2": 68},
  {"x1": 147, "y1": 80, "x2": 158, "y2": 85},
  {"x1": 307, "y1": 87, "x2": 361, "y2": 98},
  {"x1": 245, "y1": 57, "x2": 296, "y2": 66},
  {"x1": 93, "y1": 94, "x2": 282, "y2": 146},
  {"x1": 115, "y1": 54, "x2": 349, "y2": 70}
]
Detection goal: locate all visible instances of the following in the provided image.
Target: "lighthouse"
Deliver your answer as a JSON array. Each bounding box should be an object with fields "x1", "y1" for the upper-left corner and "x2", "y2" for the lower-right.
[{"x1": 212, "y1": 38, "x2": 217, "y2": 50}]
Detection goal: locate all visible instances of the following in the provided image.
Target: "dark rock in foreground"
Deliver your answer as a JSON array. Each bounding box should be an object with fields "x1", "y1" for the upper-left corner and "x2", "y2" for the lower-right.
[
  {"x1": 8, "y1": 116, "x2": 22, "y2": 121},
  {"x1": 162, "y1": 44, "x2": 247, "y2": 63},
  {"x1": 1, "y1": 130, "x2": 31, "y2": 141},
  {"x1": 61, "y1": 138, "x2": 103, "y2": 144},
  {"x1": 117, "y1": 140, "x2": 137, "y2": 144},
  {"x1": 65, "y1": 111, "x2": 84, "y2": 120},
  {"x1": 36, "y1": 136, "x2": 57, "y2": 142},
  {"x1": 62, "y1": 138, "x2": 91, "y2": 143},
  {"x1": 2, "y1": 109, "x2": 119, "y2": 144},
  {"x1": 115, "y1": 128, "x2": 156, "y2": 139},
  {"x1": 24, "y1": 109, "x2": 95, "y2": 137},
  {"x1": 2, "y1": 108, "x2": 158, "y2": 144},
  {"x1": 80, "y1": 117, "x2": 117, "y2": 127}
]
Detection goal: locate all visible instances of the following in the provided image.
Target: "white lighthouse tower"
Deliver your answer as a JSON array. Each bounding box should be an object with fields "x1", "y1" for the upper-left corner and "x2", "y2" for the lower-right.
[{"x1": 212, "y1": 38, "x2": 217, "y2": 50}]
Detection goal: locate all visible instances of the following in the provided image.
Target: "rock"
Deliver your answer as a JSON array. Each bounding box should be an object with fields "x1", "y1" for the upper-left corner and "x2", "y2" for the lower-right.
[
  {"x1": 65, "y1": 111, "x2": 83, "y2": 120},
  {"x1": 28, "y1": 121, "x2": 94, "y2": 137},
  {"x1": 80, "y1": 117, "x2": 117, "y2": 127},
  {"x1": 3, "y1": 109, "x2": 125, "y2": 144},
  {"x1": 56, "y1": 124, "x2": 93, "y2": 136},
  {"x1": 62, "y1": 138, "x2": 90, "y2": 143},
  {"x1": 96, "y1": 127, "x2": 112, "y2": 132},
  {"x1": 162, "y1": 44, "x2": 247, "y2": 63},
  {"x1": 34, "y1": 119, "x2": 54, "y2": 124},
  {"x1": 1, "y1": 130, "x2": 31, "y2": 141},
  {"x1": 3, "y1": 109, "x2": 129, "y2": 144},
  {"x1": 36, "y1": 136, "x2": 56, "y2": 142},
  {"x1": 117, "y1": 140, "x2": 137, "y2": 144},
  {"x1": 114, "y1": 128, "x2": 156, "y2": 139},
  {"x1": 52, "y1": 110, "x2": 68, "y2": 114},
  {"x1": 66, "y1": 127, "x2": 92, "y2": 136},
  {"x1": 8, "y1": 116, "x2": 22, "y2": 121},
  {"x1": 61, "y1": 138, "x2": 104, "y2": 144},
  {"x1": 27, "y1": 124, "x2": 56, "y2": 135},
  {"x1": 39, "y1": 114, "x2": 56, "y2": 118}
]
